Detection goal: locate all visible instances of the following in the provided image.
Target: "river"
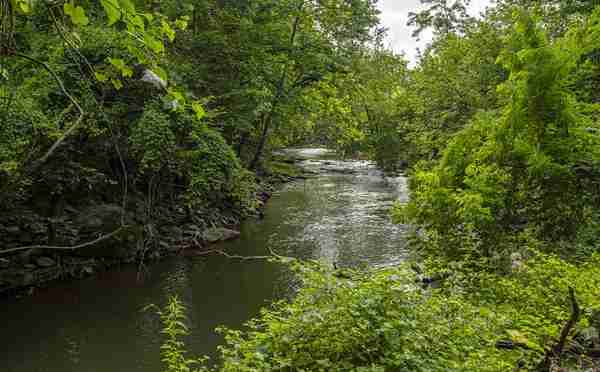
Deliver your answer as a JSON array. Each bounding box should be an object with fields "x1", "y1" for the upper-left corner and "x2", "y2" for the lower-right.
[{"x1": 0, "y1": 148, "x2": 409, "y2": 372}]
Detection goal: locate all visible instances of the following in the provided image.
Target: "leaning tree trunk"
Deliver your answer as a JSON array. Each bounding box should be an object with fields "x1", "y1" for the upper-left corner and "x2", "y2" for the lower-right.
[{"x1": 248, "y1": 1, "x2": 304, "y2": 169}]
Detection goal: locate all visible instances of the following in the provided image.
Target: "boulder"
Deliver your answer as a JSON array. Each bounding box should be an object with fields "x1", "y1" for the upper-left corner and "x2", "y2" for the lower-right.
[{"x1": 203, "y1": 227, "x2": 240, "y2": 244}]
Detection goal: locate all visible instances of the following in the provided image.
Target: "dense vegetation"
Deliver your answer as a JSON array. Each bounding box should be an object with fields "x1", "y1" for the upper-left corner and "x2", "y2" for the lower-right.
[
  {"x1": 0, "y1": 0, "x2": 380, "y2": 277},
  {"x1": 2, "y1": 0, "x2": 600, "y2": 371},
  {"x1": 163, "y1": 1, "x2": 599, "y2": 371}
]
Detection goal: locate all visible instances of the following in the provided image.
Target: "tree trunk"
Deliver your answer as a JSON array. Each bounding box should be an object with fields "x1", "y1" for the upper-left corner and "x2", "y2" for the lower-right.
[{"x1": 248, "y1": 1, "x2": 304, "y2": 169}]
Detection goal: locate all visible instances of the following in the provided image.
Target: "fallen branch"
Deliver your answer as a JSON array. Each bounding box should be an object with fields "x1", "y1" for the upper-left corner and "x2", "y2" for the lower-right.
[
  {"x1": 0, "y1": 228, "x2": 123, "y2": 256},
  {"x1": 212, "y1": 249, "x2": 272, "y2": 260},
  {"x1": 538, "y1": 287, "x2": 581, "y2": 370}
]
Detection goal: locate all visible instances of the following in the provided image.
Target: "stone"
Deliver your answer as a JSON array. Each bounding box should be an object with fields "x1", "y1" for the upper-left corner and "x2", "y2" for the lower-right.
[
  {"x1": 203, "y1": 227, "x2": 241, "y2": 244},
  {"x1": 140, "y1": 69, "x2": 167, "y2": 90},
  {"x1": 36, "y1": 256, "x2": 55, "y2": 268},
  {"x1": 82, "y1": 266, "x2": 94, "y2": 275},
  {"x1": 74, "y1": 204, "x2": 138, "y2": 258},
  {"x1": 510, "y1": 252, "x2": 523, "y2": 272},
  {"x1": 24, "y1": 264, "x2": 36, "y2": 270},
  {"x1": 0, "y1": 258, "x2": 10, "y2": 269}
]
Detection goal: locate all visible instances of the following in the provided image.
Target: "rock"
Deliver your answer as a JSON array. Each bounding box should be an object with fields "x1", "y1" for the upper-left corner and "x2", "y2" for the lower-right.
[
  {"x1": 164, "y1": 99, "x2": 179, "y2": 110},
  {"x1": 82, "y1": 266, "x2": 94, "y2": 275},
  {"x1": 36, "y1": 256, "x2": 55, "y2": 268},
  {"x1": 74, "y1": 204, "x2": 139, "y2": 258},
  {"x1": 0, "y1": 258, "x2": 10, "y2": 269},
  {"x1": 140, "y1": 69, "x2": 167, "y2": 90},
  {"x1": 203, "y1": 227, "x2": 240, "y2": 244},
  {"x1": 510, "y1": 252, "x2": 523, "y2": 272},
  {"x1": 24, "y1": 263, "x2": 36, "y2": 270},
  {"x1": 397, "y1": 160, "x2": 409, "y2": 169}
]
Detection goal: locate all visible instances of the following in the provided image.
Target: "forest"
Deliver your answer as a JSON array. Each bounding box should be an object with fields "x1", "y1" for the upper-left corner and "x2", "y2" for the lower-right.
[{"x1": 1, "y1": 0, "x2": 600, "y2": 371}]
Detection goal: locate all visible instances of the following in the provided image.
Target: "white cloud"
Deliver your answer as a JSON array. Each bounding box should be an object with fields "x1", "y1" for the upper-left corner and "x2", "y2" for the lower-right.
[{"x1": 376, "y1": 0, "x2": 492, "y2": 65}]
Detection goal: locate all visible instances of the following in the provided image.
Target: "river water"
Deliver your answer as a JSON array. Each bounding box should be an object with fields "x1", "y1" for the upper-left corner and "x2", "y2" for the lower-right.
[{"x1": 1, "y1": 148, "x2": 409, "y2": 372}]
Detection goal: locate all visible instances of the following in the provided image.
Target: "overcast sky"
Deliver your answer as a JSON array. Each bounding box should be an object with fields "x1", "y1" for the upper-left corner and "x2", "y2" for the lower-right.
[{"x1": 376, "y1": 0, "x2": 492, "y2": 64}]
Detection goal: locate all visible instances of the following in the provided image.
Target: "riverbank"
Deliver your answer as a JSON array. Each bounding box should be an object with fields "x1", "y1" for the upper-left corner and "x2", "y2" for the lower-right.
[
  {"x1": 0, "y1": 148, "x2": 409, "y2": 372},
  {"x1": 0, "y1": 155, "x2": 310, "y2": 297}
]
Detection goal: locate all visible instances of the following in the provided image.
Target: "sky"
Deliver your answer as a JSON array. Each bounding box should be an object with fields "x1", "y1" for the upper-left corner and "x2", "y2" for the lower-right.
[{"x1": 376, "y1": 0, "x2": 492, "y2": 64}]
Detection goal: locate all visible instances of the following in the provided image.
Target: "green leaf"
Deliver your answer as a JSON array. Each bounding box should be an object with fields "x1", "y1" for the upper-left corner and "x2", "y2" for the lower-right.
[
  {"x1": 192, "y1": 102, "x2": 206, "y2": 120},
  {"x1": 111, "y1": 78, "x2": 124, "y2": 90},
  {"x1": 64, "y1": 1, "x2": 90, "y2": 26},
  {"x1": 129, "y1": 15, "x2": 145, "y2": 31},
  {"x1": 154, "y1": 66, "x2": 168, "y2": 83},
  {"x1": 121, "y1": 66, "x2": 133, "y2": 78},
  {"x1": 119, "y1": 0, "x2": 136, "y2": 14},
  {"x1": 16, "y1": 0, "x2": 31, "y2": 13},
  {"x1": 161, "y1": 20, "x2": 176, "y2": 42},
  {"x1": 144, "y1": 34, "x2": 164, "y2": 54},
  {"x1": 100, "y1": 0, "x2": 122, "y2": 26},
  {"x1": 175, "y1": 18, "x2": 189, "y2": 31},
  {"x1": 94, "y1": 72, "x2": 108, "y2": 82},
  {"x1": 109, "y1": 58, "x2": 126, "y2": 70}
]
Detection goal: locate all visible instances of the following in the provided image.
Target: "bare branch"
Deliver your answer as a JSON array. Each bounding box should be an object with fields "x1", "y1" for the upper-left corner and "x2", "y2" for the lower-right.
[{"x1": 0, "y1": 228, "x2": 123, "y2": 256}]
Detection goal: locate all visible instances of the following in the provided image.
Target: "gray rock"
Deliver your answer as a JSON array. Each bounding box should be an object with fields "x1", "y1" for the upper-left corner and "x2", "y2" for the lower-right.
[
  {"x1": 74, "y1": 204, "x2": 138, "y2": 258},
  {"x1": 204, "y1": 227, "x2": 240, "y2": 244},
  {"x1": 164, "y1": 99, "x2": 179, "y2": 110},
  {"x1": 36, "y1": 256, "x2": 55, "y2": 268},
  {"x1": 0, "y1": 258, "x2": 10, "y2": 269},
  {"x1": 141, "y1": 69, "x2": 167, "y2": 90},
  {"x1": 24, "y1": 263, "x2": 36, "y2": 270}
]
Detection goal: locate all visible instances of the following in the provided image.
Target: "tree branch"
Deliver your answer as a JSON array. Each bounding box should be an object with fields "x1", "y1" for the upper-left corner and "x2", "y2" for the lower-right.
[
  {"x1": 538, "y1": 287, "x2": 581, "y2": 370},
  {"x1": 0, "y1": 228, "x2": 123, "y2": 256},
  {"x1": 14, "y1": 52, "x2": 85, "y2": 167}
]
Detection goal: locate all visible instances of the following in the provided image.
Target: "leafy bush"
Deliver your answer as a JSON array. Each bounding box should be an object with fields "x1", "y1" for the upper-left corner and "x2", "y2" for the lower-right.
[
  {"x1": 213, "y1": 254, "x2": 600, "y2": 371},
  {"x1": 395, "y1": 10, "x2": 600, "y2": 263},
  {"x1": 130, "y1": 106, "x2": 177, "y2": 172}
]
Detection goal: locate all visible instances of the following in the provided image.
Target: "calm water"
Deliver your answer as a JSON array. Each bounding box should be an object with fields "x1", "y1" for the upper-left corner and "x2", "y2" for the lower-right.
[{"x1": 0, "y1": 148, "x2": 409, "y2": 371}]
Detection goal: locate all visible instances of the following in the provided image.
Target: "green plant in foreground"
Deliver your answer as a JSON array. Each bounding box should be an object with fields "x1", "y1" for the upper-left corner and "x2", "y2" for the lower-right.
[{"x1": 148, "y1": 296, "x2": 207, "y2": 372}]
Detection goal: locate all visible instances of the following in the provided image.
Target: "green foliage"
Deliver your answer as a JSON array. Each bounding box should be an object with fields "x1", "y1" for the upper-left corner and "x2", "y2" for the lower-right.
[
  {"x1": 214, "y1": 254, "x2": 600, "y2": 371},
  {"x1": 0, "y1": 94, "x2": 50, "y2": 174},
  {"x1": 399, "y1": 10, "x2": 600, "y2": 263},
  {"x1": 177, "y1": 122, "x2": 256, "y2": 210},
  {"x1": 152, "y1": 296, "x2": 207, "y2": 372},
  {"x1": 130, "y1": 107, "x2": 176, "y2": 172}
]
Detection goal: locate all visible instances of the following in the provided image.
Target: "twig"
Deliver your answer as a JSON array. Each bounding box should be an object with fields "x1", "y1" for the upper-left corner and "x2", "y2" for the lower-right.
[
  {"x1": 212, "y1": 249, "x2": 272, "y2": 260},
  {"x1": 0, "y1": 228, "x2": 123, "y2": 256}
]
